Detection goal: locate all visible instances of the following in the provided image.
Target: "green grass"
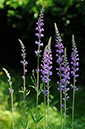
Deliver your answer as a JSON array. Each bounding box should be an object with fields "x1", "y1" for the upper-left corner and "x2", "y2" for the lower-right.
[{"x1": 0, "y1": 66, "x2": 85, "y2": 129}]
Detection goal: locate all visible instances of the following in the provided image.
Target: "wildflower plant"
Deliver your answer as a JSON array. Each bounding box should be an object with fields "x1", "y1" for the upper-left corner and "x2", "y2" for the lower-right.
[
  {"x1": 2, "y1": 68, "x2": 14, "y2": 129},
  {"x1": 71, "y1": 35, "x2": 79, "y2": 129},
  {"x1": 35, "y1": 4, "x2": 45, "y2": 129},
  {"x1": 54, "y1": 23, "x2": 64, "y2": 128},
  {"x1": 40, "y1": 37, "x2": 52, "y2": 128},
  {"x1": 19, "y1": 39, "x2": 30, "y2": 129},
  {"x1": 62, "y1": 48, "x2": 70, "y2": 129}
]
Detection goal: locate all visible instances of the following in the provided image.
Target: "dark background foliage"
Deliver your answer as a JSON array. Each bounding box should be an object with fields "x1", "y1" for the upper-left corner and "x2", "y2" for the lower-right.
[{"x1": 0, "y1": 0, "x2": 85, "y2": 85}]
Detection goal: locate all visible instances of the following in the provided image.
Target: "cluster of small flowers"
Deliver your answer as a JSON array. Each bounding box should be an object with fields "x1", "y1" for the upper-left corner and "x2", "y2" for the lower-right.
[
  {"x1": 19, "y1": 39, "x2": 28, "y2": 79},
  {"x1": 40, "y1": 37, "x2": 52, "y2": 84},
  {"x1": 54, "y1": 23, "x2": 64, "y2": 91},
  {"x1": 3, "y1": 68, "x2": 14, "y2": 94},
  {"x1": 70, "y1": 35, "x2": 79, "y2": 91},
  {"x1": 62, "y1": 48, "x2": 70, "y2": 109},
  {"x1": 42, "y1": 89, "x2": 48, "y2": 95},
  {"x1": 54, "y1": 24, "x2": 79, "y2": 115},
  {"x1": 35, "y1": 4, "x2": 45, "y2": 56}
]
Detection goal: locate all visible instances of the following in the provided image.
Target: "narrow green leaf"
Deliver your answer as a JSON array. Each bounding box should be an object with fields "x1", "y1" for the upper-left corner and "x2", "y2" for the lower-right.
[
  {"x1": 51, "y1": 100, "x2": 58, "y2": 106},
  {"x1": 31, "y1": 76, "x2": 35, "y2": 83},
  {"x1": 26, "y1": 119, "x2": 28, "y2": 128},
  {"x1": 38, "y1": 89, "x2": 42, "y2": 96},
  {"x1": 26, "y1": 90, "x2": 30, "y2": 97},
  {"x1": 18, "y1": 120, "x2": 24, "y2": 127},
  {"x1": 37, "y1": 116, "x2": 43, "y2": 123},
  {"x1": 26, "y1": 100, "x2": 31, "y2": 106},
  {"x1": 19, "y1": 90, "x2": 23, "y2": 94},
  {"x1": 38, "y1": 83, "x2": 43, "y2": 96},
  {"x1": 29, "y1": 85, "x2": 37, "y2": 91},
  {"x1": 29, "y1": 113, "x2": 36, "y2": 123}
]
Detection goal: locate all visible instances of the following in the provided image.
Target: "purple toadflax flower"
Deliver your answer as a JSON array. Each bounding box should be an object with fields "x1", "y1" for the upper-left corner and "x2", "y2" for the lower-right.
[
  {"x1": 54, "y1": 23, "x2": 64, "y2": 90},
  {"x1": 70, "y1": 35, "x2": 79, "y2": 91},
  {"x1": 35, "y1": 6, "x2": 45, "y2": 128},
  {"x1": 62, "y1": 48, "x2": 70, "y2": 103},
  {"x1": 19, "y1": 39, "x2": 28, "y2": 78},
  {"x1": 35, "y1": 4, "x2": 45, "y2": 57},
  {"x1": 54, "y1": 23, "x2": 64, "y2": 127},
  {"x1": 19, "y1": 39, "x2": 28, "y2": 66},
  {"x1": 62, "y1": 48, "x2": 70, "y2": 120},
  {"x1": 40, "y1": 37, "x2": 52, "y2": 84},
  {"x1": 71, "y1": 35, "x2": 79, "y2": 128},
  {"x1": 40, "y1": 37, "x2": 52, "y2": 128},
  {"x1": 42, "y1": 89, "x2": 48, "y2": 95}
]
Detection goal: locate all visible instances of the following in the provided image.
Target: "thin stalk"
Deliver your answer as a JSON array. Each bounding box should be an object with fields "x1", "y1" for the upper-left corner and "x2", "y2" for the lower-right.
[
  {"x1": 44, "y1": 82, "x2": 46, "y2": 129},
  {"x1": 72, "y1": 75, "x2": 75, "y2": 129},
  {"x1": 60, "y1": 61, "x2": 63, "y2": 129},
  {"x1": 47, "y1": 81, "x2": 49, "y2": 129},
  {"x1": 36, "y1": 44, "x2": 40, "y2": 129},
  {"x1": 23, "y1": 64, "x2": 26, "y2": 129},
  {"x1": 64, "y1": 85, "x2": 66, "y2": 129},
  {"x1": 11, "y1": 92, "x2": 14, "y2": 129},
  {"x1": 2, "y1": 68, "x2": 15, "y2": 129}
]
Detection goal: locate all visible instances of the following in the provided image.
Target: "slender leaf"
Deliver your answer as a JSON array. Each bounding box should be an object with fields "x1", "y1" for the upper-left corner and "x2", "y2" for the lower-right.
[
  {"x1": 18, "y1": 120, "x2": 24, "y2": 128},
  {"x1": 19, "y1": 90, "x2": 23, "y2": 94},
  {"x1": 29, "y1": 85, "x2": 37, "y2": 91},
  {"x1": 37, "y1": 116, "x2": 43, "y2": 123},
  {"x1": 29, "y1": 113, "x2": 36, "y2": 123},
  {"x1": 26, "y1": 90, "x2": 30, "y2": 97},
  {"x1": 26, "y1": 100, "x2": 31, "y2": 106}
]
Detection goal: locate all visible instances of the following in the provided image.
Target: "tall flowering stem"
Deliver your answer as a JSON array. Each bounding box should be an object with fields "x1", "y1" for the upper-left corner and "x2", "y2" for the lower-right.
[
  {"x1": 71, "y1": 35, "x2": 79, "y2": 129},
  {"x1": 2, "y1": 68, "x2": 14, "y2": 129},
  {"x1": 19, "y1": 39, "x2": 28, "y2": 129},
  {"x1": 41, "y1": 37, "x2": 52, "y2": 128},
  {"x1": 54, "y1": 23, "x2": 64, "y2": 128},
  {"x1": 35, "y1": 4, "x2": 45, "y2": 129},
  {"x1": 62, "y1": 48, "x2": 70, "y2": 129}
]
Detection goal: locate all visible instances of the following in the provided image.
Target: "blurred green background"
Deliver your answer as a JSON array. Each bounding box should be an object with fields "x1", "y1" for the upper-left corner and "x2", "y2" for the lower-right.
[{"x1": 0, "y1": 0, "x2": 85, "y2": 128}]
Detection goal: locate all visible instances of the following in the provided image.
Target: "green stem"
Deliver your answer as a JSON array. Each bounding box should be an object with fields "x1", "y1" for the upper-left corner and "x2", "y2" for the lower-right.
[
  {"x1": 44, "y1": 82, "x2": 46, "y2": 129},
  {"x1": 60, "y1": 66, "x2": 63, "y2": 129},
  {"x1": 72, "y1": 76, "x2": 75, "y2": 129},
  {"x1": 35, "y1": 44, "x2": 40, "y2": 129},
  {"x1": 11, "y1": 92, "x2": 14, "y2": 129},
  {"x1": 47, "y1": 81, "x2": 49, "y2": 129},
  {"x1": 64, "y1": 85, "x2": 66, "y2": 129},
  {"x1": 23, "y1": 64, "x2": 26, "y2": 129}
]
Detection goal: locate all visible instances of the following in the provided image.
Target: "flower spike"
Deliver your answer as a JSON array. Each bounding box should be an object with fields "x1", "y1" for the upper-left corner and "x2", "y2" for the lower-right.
[{"x1": 40, "y1": 37, "x2": 53, "y2": 84}]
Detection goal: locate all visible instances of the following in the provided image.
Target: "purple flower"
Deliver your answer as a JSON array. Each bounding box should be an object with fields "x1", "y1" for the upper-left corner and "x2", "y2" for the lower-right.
[
  {"x1": 19, "y1": 39, "x2": 28, "y2": 78},
  {"x1": 35, "y1": 50, "x2": 42, "y2": 56},
  {"x1": 63, "y1": 113, "x2": 65, "y2": 117},
  {"x1": 19, "y1": 39, "x2": 28, "y2": 66},
  {"x1": 35, "y1": 4, "x2": 45, "y2": 56},
  {"x1": 62, "y1": 48, "x2": 70, "y2": 98},
  {"x1": 25, "y1": 69, "x2": 27, "y2": 73},
  {"x1": 22, "y1": 75, "x2": 24, "y2": 79},
  {"x1": 42, "y1": 89, "x2": 48, "y2": 95},
  {"x1": 54, "y1": 23, "x2": 64, "y2": 90},
  {"x1": 70, "y1": 35, "x2": 79, "y2": 91},
  {"x1": 40, "y1": 37, "x2": 52, "y2": 84},
  {"x1": 35, "y1": 69, "x2": 40, "y2": 73}
]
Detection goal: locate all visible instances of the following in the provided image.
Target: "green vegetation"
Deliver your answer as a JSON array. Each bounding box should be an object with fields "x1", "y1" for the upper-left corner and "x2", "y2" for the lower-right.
[{"x1": 0, "y1": 66, "x2": 85, "y2": 128}]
